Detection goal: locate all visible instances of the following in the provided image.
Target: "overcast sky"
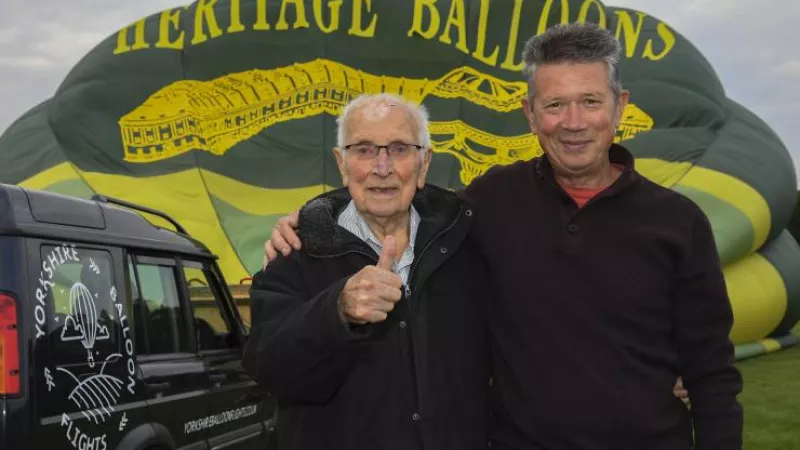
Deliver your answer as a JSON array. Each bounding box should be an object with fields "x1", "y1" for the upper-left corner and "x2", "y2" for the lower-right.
[{"x1": 1, "y1": 0, "x2": 798, "y2": 183}]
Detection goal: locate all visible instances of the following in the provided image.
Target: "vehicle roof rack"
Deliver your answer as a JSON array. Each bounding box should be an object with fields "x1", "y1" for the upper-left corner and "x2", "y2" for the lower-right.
[{"x1": 92, "y1": 194, "x2": 189, "y2": 235}]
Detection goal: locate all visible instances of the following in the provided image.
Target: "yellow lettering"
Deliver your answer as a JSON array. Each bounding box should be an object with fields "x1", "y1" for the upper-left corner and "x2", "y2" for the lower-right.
[
  {"x1": 276, "y1": 0, "x2": 311, "y2": 30},
  {"x1": 114, "y1": 25, "x2": 133, "y2": 55},
  {"x1": 537, "y1": 0, "x2": 569, "y2": 35},
  {"x1": 313, "y1": 0, "x2": 342, "y2": 34},
  {"x1": 577, "y1": 0, "x2": 606, "y2": 28},
  {"x1": 614, "y1": 11, "x2": 647, "y2": 58},
  {"x1": 156, "y1": 8, "x2": 185, "y2": 49},
  {"x1": 472, "y1": 0, "x2": 499, "y2": 66},
  {"x1": 643, "y1": 22, "x2": 676, "y2": 61},
  {"x1": 228, "y1": 0, "x2": 245, "y2": 33},
  {"x1": 254, "y1": 0, "x2": 271, "y2": 30},
  {"x1": 407, "y1": 0, "x2": 440, "y2": 39},
  {"x1": 438, "y1": 0, "x2": 468, "y2": 53},
  {"x1": 113, "y1": 18, "x2": 151, "y2": 54},
  {"x1": 348, "y1": 0, "x2": 378, "y2": 37},
  {"x1": 500, "y1": 0, "x2": 525, "y2": 71},
  {"x1": 131, "y1": 18, "x2": 150, "y2": 51},
  {"x1": 191, "y1": 0, "x2": 223, "y2": 45}
]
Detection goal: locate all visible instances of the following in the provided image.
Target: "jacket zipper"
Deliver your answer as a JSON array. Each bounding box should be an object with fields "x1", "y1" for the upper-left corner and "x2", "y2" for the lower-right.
[
  {"x1": 405, "y1": 204, "x2": 464, "y2": 447},
  {"x1": 310, "y1": 209, "x2": 465, "y2": 450}
]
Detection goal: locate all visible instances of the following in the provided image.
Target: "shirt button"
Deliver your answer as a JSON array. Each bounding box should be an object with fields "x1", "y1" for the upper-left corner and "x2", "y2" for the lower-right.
[
  {"x1": 440, "y1": 247, "x2": 448, "y2": 254},
  {"x1": 567, "y1": 224, "x2": 579, "y2": 234},
  {"x1": 412, "y1": 412, "x2": 421, "y2": 421},
  {"x1": 465, "y1": 209, "x2": 473, "y2": 217},
  {"x1": 398, "y1": 320, "x2": 407, "y2": 330}
]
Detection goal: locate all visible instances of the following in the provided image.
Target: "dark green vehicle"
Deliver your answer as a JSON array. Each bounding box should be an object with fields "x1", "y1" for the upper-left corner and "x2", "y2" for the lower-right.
[{"x1": 0, "y1": 183, "x2": 276, "y2": 450}]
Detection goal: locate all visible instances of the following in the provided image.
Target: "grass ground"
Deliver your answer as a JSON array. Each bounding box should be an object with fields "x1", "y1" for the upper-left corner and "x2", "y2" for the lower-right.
[{"x1": 737, "y1": 325, "x2": 800, "y2": 449}]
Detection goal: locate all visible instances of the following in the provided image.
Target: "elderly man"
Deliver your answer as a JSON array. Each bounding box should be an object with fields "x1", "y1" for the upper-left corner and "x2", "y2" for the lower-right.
[
  {"x1": 264, "y1": 24, "x2": 742, "y2": 450},
  {"x1": 243, "y1": 93, "x2": 490, "y2": 450}
]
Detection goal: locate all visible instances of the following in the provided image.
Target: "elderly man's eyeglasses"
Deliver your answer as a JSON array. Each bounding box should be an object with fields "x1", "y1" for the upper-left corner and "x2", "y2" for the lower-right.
[{"x1": 343, "y1": 143, "x2": 424, "y2": 160}]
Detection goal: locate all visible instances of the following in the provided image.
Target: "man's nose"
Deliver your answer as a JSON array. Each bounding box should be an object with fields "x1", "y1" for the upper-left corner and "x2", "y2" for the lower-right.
[
  {"x1": 372, "y1": 149, "x2": 393, "y2": 176},
  {"x1": 563, "y1": 103, "x2": 588, "y2": 131}
]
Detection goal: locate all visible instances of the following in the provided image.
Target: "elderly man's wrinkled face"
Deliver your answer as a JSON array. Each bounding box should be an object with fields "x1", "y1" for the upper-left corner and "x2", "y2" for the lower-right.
[
  {"x1": 334, "y1": 104, "x2": 432, "y2": 220},
  {"x1": 522, "y1": 62, "x2": 628, "y2": 179}
]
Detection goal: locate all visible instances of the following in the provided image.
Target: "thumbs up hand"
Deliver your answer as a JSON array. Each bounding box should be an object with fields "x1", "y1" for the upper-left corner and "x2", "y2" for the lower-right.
[
  {"x1": 339, "y1": 236, "x2": 404, "y2": 324},
  {"x1": 376, "y1": 235, "x2": 398, "y2": 271}
]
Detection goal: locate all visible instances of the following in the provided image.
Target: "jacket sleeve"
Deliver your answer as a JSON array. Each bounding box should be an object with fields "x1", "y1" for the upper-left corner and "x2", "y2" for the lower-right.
[
  {"x1": 672, "y1": 210, "x2": 743, "y2": 450},
  {"x1": 243, "y1": 254, "x2": 378, "y2": 404}
]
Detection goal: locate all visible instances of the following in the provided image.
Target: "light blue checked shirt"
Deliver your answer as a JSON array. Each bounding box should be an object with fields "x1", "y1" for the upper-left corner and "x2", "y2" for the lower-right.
[{"x1": 337, "y1": 200, "x2": 420, "y2": 286}]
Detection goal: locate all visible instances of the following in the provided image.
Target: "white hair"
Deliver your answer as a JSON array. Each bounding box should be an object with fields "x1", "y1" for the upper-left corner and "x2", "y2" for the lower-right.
[{"x1": 336, "y1": 93, "x2": 431, "y2": 150}]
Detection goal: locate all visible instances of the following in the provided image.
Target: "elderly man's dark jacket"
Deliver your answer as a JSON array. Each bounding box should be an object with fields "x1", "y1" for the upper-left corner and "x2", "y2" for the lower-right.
[{"x1": 243, "y1": 184, "x2": 490, "y2": 450}]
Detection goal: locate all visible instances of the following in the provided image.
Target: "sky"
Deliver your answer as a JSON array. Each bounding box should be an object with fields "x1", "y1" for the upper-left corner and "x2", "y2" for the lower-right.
[{"x1": 1, "y1": 0, "x2": 798, "y2": 183}]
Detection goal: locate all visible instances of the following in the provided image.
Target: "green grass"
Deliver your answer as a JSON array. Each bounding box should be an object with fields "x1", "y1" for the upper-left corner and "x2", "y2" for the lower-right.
[{"x1": 737, "y1": 325, "x2": 800, "y2": 449}]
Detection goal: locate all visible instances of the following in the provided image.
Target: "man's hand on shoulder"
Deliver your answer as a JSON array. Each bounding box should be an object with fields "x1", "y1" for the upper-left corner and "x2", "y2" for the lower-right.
[{"x1": 263, "y1": 210, "x2": 301, "y2": 268}]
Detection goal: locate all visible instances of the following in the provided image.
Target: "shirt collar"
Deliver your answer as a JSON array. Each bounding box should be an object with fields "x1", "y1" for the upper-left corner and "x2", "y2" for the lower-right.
[{"x1": 337, "y1": 200, "x2": 420, "y2": 253}]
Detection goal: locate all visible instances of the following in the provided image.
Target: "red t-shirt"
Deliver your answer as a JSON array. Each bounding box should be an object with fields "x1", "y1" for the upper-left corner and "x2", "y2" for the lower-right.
[
  {"x1": 560, "y1": 184, "x2": 604, "y2": 208},
  {"x1": 558, "y1": 164, "x2": 624, "y2": 208}
]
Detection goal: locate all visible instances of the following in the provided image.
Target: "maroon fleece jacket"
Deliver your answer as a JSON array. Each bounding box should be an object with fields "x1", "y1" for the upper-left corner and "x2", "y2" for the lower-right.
[{"x1": 461, "y1": 144, "x2": 743, "y2": 450}]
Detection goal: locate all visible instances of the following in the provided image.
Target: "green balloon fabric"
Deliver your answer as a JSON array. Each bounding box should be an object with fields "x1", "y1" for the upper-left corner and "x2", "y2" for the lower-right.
[{"x1": 0, "y1": 0, "x2": 797, "y2": 353}]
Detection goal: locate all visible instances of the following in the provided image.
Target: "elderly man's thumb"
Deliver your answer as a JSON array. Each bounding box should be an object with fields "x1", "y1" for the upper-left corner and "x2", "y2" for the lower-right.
[{"x1": 377, "y1": 236, "x2": 398, "y2": 270}]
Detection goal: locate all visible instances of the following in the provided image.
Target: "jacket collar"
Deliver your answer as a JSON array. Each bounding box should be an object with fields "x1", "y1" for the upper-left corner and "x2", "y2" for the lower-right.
[{"x1": 299, "y1": 184, "x2": 464, "y2": 257}]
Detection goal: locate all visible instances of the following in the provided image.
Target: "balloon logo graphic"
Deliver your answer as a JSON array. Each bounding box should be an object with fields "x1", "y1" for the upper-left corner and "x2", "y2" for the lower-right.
[
  {"x1": 57, "y1": 355, "x2": 125, "y2": 423},
  {"x1": 61, "y1": 282, "x2": 111, "y2": 367}
]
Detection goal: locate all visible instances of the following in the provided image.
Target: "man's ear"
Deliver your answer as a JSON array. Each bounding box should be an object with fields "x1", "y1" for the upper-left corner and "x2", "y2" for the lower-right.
[
  {"x1": 614, "y1": 89, "x2": 630, "y2": 128},
  {"x1": 333, "y1": 147, "x2": 348, "y2": 186},
  {"x1": 521, "y1": 97, "x2": 538, "y2": 135},
  {"x1": 417, "y1": 148, "x2": 433, "y2": 189}
]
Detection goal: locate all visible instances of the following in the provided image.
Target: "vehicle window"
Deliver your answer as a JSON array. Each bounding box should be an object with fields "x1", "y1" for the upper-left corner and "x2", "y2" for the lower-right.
[
  {"x1": 127, "y1": 255, "x2": 139, "y2": 301},
  {"x1": 182, "y1": 260, "x2": 238, "y2": 351},
  {"x1": 45, "y1": 246, "x2": 119, "y2": 365},
  {"x1": 128, "y1": 256, "x2": 190, "y2": 355}
]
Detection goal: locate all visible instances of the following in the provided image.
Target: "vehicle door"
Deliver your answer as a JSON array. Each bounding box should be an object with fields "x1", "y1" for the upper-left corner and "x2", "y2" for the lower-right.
[
  {"x1": 127, "y1": 253, "x2": 210, "y2": 449},
  {"x1": 29, "y1": 241, "x2": 146, "y2": 450},
  {"x1": 180, "y1": 259, "x2": 276, "y2": 450}
]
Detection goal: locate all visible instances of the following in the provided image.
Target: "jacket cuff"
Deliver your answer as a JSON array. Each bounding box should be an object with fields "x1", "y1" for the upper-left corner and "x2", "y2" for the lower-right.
[{"x1": 313, "y1": 277, "x2": 375, "y2": 347}]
